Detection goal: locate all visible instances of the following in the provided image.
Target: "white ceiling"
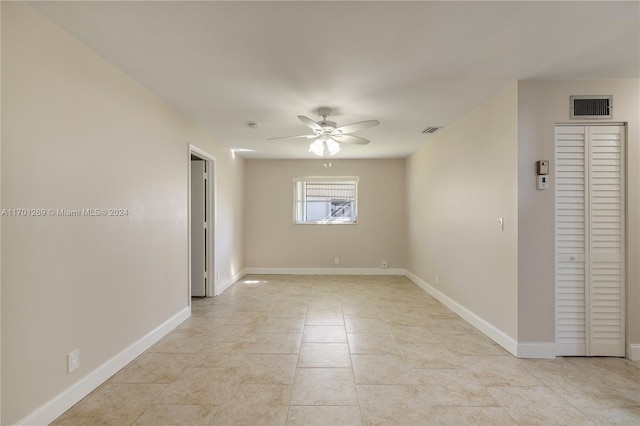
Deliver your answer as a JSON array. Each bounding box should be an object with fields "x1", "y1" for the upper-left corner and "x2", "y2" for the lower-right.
[{"x1": 28, "y1": 1, "x2": 639, "y2": 159}]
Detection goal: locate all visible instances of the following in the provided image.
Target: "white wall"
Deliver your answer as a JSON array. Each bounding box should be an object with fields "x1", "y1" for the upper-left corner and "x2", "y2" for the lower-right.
[
  {"x1": 1, "y1": 3, "x2": 244, "y2": 424},
  {"x1": 245, "y1": 159, "x2": 406, "y2": 270},
  {"x1": 406, "y1": 83, "x2": 519, "y2": 340},
  {"x1": 517, "y1": 80, "x2": 640, "y2": 348},
  {"x1": 207, "y1": 150, "x2": 245, "y2": 289}
]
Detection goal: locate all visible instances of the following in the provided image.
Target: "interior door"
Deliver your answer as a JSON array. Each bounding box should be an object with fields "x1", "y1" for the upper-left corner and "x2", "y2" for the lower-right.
[
  {"x1": 555, "y1": 124, "x2": 625, "y2": 357},
  {"x1": 191, "y1": 160, "x2": 206, "y2": 297},
  {"x1": 587, "y1": 125, "x2": 625, "y2": 356},
  {"x1": 555, "y1": 125, "x2": 588, "y2": 355}
]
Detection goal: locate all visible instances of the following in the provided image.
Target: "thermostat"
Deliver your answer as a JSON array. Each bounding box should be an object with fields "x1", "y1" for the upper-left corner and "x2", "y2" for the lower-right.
[{"x1": 537, "y1": 160, "x2": 549, "y2": 175}]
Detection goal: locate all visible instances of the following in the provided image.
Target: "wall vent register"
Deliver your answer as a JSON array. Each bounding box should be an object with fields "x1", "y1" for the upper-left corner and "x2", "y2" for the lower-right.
[{"x1": 570, "y1": 95, "x2": 613, "y2": 119}]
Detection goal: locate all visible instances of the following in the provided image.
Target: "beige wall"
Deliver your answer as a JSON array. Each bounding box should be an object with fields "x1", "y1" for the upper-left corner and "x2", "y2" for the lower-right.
[
  {"x1": 517, "y1": 80, "x2": 640, "y2": 347},
  {"x1": 1, "y1": 3, "x2": 244, "y2": 424},
  {"x1": 245, "y1": 159, "x2": 406, "y2": 270},
  {"x1": 406, "y1": 83, "x2": 519, "y2": 339}
]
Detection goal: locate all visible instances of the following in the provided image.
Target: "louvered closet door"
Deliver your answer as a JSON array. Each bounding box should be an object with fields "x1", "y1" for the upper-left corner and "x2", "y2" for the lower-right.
[
  {"x1": 588, "y1": 126, "x2": 625, "y2": 356},
  {"x1": 556, "y1": 126, "x2": 588, "y2": 356},
  {"x1": 555, "y1": 125, "x2": 625, "y2": 357}
]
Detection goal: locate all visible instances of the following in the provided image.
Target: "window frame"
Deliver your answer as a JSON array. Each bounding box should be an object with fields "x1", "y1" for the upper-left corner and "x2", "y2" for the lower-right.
[{"x1": 292, "y1": 176, "x2": 359, "y2": 225}]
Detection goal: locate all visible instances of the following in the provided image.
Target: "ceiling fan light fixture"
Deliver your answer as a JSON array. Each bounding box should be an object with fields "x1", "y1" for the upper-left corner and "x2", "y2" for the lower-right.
[
  {"x1": 326, "y1": 138, "x2": 341, "y2": 156},
  {"x1": 309, "y1": 139, "x2": 325, "y2": 156}
]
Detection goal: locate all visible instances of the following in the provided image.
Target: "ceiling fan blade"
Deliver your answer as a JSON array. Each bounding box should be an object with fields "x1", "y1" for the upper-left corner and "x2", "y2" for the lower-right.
[
  {"x1": 266, "y1": 134, "x2": 318, "y2": 141},
  {"x1": 298, "y1": 115, "x2": 324, "y2": 132},
  {"x1": 334, "y1": 120, "x2": 380, "y2": 134},
  {"x1": 331, "y1": 134, "x2": 370, "y2": 145}
]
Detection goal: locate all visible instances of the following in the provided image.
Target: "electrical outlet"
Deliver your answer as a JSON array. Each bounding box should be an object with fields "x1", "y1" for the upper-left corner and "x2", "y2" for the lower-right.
[
  {"x1": 436, "y1": 274, "x2": 439, "y2": 285},
  {"x1": 498, "y1": 217, "x2": 504, "y2": 231},
  {"x1": 381, "y1": 260, "x2": 388, "y2": 269},
  {"x1": 68, "y1": 349, "x2": 79, "y2": 373},
  {"x1": 334, "y1": 257, "x2": 340, "y2": 265}
]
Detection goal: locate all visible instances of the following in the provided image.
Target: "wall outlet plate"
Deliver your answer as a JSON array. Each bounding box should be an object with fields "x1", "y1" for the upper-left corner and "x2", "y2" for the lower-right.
[
  {"x1": 381, "y1": 261, "x2": 388, "y2": 269},
  {"x1": 68, "y1": 349, "x2": 79, "y2": 373}
]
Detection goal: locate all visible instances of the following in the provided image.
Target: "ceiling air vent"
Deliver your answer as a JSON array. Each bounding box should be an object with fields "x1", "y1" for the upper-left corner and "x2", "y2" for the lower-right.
[
  {"x1": 422, "y1": 126, "x2": 442, "y2": 134},
  {"x1": 570, "y1": 95, "x2": 612, "y2": 119}
]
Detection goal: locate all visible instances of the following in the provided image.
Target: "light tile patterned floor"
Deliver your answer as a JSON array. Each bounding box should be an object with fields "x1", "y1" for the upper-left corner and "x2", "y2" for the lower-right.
[{"x1": 53, "y1": 275, "x2": 640, "y2": 425}]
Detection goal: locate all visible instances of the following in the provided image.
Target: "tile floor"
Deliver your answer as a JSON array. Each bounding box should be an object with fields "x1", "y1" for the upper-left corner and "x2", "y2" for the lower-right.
[{"x1": 53, "y1": 275, "x2": 640, "y2": 425}]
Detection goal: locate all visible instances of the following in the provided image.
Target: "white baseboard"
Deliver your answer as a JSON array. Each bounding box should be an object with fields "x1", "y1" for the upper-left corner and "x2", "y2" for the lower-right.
[
  {"x1": 216, "y1": 268, "x2": 247, "y2": 295},
  {"x1": 245, "y1": 267, "x2": 406, "y2": 276},
  {"x1": 517, "y1": 342, "x2": 557, "y2": 359},
  {"x1": 629, "y1": 344, "x2": 640, "y2": 361},
  {"x1": 404, "y1": 269, "x2": 519, "y2": 357},
  {"x1": 17, "y1": 306, "x2": 190, "y2": 426}
]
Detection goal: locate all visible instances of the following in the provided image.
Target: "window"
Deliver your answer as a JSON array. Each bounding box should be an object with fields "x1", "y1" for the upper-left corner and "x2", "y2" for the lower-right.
[{"x1": 293, "y1": 177, "x2": 358, "y2": 224}]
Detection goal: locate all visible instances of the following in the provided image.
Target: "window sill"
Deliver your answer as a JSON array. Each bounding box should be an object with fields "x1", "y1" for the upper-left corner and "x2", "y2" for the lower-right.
[{"x1": 293, "y1": 221, "x2": 358, "y2": 225}]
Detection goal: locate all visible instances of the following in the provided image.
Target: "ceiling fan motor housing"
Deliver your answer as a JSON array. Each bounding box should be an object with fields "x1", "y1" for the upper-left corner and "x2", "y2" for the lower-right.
[{"x1": 319, "y1": 121, "x2": 337, "y2": 131}]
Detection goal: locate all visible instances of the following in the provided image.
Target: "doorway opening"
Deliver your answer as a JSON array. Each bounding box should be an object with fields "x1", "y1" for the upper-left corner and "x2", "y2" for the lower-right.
[{"x1": 189, "y1": 145, "x2": 216, "y2": 299}]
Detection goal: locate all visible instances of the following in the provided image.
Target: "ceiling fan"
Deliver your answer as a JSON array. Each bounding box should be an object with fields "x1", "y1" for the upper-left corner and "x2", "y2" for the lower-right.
[{"x1": 267, "y1": 107, "x2": 380, "y2": 156}]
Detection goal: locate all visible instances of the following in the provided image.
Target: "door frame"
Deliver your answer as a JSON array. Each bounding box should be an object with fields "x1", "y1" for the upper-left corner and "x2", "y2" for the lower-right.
[{"x1": 188, "y1": 144, "x2": 217, "y2": 299}]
